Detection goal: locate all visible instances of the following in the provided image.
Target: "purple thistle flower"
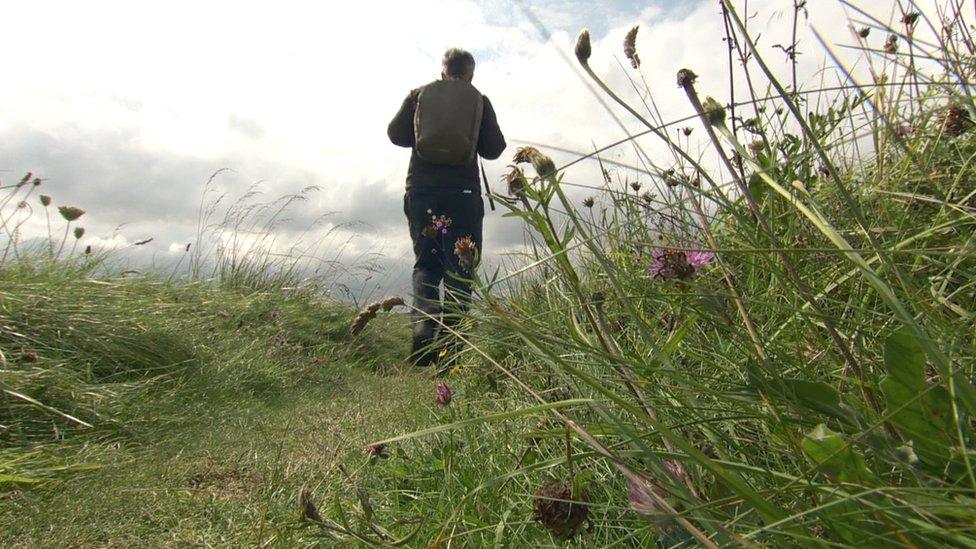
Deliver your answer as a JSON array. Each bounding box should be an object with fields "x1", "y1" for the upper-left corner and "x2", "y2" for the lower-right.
[
  {"x1": 435, "y1": 382, "x2": 452, "y2": 406},
  {"x1": 365, "y1": 443, "x2": 386, "y2": 457},
  {"x1": 648, "y1": 246, "x2": 714, "y2": 280},
  {"x1": 686, "y1": 250, "x2": 714, "y2": 271}
]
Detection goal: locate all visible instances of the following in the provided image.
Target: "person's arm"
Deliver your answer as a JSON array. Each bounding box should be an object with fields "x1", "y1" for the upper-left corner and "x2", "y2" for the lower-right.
[
  {"x1": 477, "y1": 96, "x2": 506, "y2": 160},
  {"x1": 387, "y1": 90, "x2": 417, "y2": 147}
]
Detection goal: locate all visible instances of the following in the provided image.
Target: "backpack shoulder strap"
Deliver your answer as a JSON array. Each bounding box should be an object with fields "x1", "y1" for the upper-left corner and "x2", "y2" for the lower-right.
[{"x1": 480, "y1": 159, "x2": 496, "y2": 211}]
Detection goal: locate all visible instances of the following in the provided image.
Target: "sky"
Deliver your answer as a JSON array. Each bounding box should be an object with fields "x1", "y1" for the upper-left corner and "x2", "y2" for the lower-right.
[{"x1": 0, "y1": 0, "x2": 947, "y2": 300}]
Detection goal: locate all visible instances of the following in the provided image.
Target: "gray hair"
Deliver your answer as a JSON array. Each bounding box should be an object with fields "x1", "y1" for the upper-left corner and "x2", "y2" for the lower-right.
[{"x1": 442, "y1": 48, "x2": 475, "y2": 78}]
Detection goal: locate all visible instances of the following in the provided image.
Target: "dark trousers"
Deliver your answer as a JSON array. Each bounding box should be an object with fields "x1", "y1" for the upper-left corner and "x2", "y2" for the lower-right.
[{"x1": 403, "y1": 187, "x2": 484, "y2": 358}]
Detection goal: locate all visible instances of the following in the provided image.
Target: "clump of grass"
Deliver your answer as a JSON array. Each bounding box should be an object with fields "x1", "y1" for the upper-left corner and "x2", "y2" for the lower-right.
[{"x1": 351, "y1": 1, "x2": 976, "y2": 546}]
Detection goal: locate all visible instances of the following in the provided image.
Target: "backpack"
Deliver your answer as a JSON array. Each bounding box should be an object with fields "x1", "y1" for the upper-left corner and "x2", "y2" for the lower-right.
[{"x1": 413, "y1": 80, "x2": 484, "y2": 165}]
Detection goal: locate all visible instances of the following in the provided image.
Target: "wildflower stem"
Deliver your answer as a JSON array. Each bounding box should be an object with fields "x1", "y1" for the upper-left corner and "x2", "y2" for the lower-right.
[{"x1": 679, "y1": 72, "x2": 881, "y2": 414}]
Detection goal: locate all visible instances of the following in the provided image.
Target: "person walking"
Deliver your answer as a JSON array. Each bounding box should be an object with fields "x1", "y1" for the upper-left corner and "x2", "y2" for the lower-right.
[{"x1": 387, "y1": 47, "x2": 506, "y2": 366}]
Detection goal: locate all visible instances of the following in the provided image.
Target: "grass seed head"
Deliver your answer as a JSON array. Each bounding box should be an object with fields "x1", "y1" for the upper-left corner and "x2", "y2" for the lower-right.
[
  {"x1": 624, "y1": 25, "x2": 640, "y2": 68},
  {"x1": 380, "y1": 296, "x2": 405, "y2": 311},
  {"x1": 17, "y1": 173, "x2": 32, "y2": 187}
]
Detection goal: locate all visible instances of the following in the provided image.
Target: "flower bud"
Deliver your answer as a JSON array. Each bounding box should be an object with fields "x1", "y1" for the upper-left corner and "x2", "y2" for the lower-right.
[
  {"x1": 435, "y1": 382, "x2": 452, "y2": 406},
  {"x1": 575, "y1": 29, "x2": 591, "y2": 65},
  {"x1": 702, "y1": 96, "x2": 726, "y2": 127},
  {"x1": 39, "y1": 195, "x2": 52, "y2": 207},
  {"x1": 676, "y1": 68, "x2": 698, "y2": 88},
  {"x1": 58, "y1": 205, "x2": 85, "y2": 222},
  {"x1": 73, "y1": 227, "x2": 85, "y2": 239}
]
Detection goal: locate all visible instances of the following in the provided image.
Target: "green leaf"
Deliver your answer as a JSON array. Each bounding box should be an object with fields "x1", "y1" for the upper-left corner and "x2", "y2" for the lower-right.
[
  {"x1": 747, "y1": 172, "x2": 766, "y2": 201},
  {"x1": 801, "y1": 424, "x2": 874, "y2": 484},
  {"x1": 746, "y1": 363, "x2": 858, "y2": 426},
  {"x1": 880, "y1": 329, "x2": 955, "y2": 469},
  {"x1": 883, "y1": 328, "x2": 925, "y2": 390}
]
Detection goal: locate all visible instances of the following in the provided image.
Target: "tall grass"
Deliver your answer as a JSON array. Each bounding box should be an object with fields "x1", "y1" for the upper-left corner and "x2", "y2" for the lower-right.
[
  {"x1": 0, "y1": 169, "x2": 370, "y2": 488},
  {"x1": 351, "y1": 1, "x2": 976, "y2": 546}
]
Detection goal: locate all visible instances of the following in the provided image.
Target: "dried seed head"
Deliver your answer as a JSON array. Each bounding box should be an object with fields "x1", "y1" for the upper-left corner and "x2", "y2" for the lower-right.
[
  {"x1": 623, "y1": 25, "x2": 640, "y2": 69},
  {"x1": 22, "y1": 350, "x2": 38, "y2": 363},
  {"x1": 513, "y1": 146, "x2": 540, "y2": 165},
  {"x1": 682, "y1": 127, "x2": 693, "y2": 136},
  {"x1": 300, "y1": 490, "x2": 324, "y2": 523},
  {"x1": 513, "y1": 145, "x2": 556, "y2": 177},
  {"x1": 17, "y1": 173, "x2": 32, "y2": 187},
  {"x1": 73, "y1": 227, "x2": 85, "y2": 239},
  {"x1": 582, "y1": 196, "x2": 595, "y2": 208},
  {"x1": 630, "y1": 181, "x2": 641, "y2": 192},
  {"x1": 575, "y1": 29, "x2": 592, "y2": 65},
  {"x1": 454, "y1": 235, "x2": 477, "y2": 269},
  {"x1": 39, "y1": 195, "x2": 52, "y2": 207},
  {"x1": 884, "y1": 34, "x2": 898, "y2": 54},
  {"x1": 901, "y1": 12, "x2": 919, "y2": 29},
  {"x1": 676, "y1": 68, "x2": 698, "y2": 88},
  {"x1": 58, "y1": 205, "x2": 85, "y2": 222},
  {"x1": 84, "y1": 245, "x2": 92, "y2": 255},
  {"x1": 941, "y1": 104, "x2": 971, "y2": 136},
  {"x1": 702, "y1": 97, "x2": 726, "y2": 126},
  {"x1": 857, "y1": 26, "x2": 870, "y2": 38},
  {"x1": 532, "y1": 481, "x2": 589, "y2": 539},
  {"x1": 435, "y1": 382, "x2": 452, "y2": 406},
  {"x1": 505, "y1": 165, "x2": 528, "y2": 196},
  {"x1": 748, "y1": 139, "x2": 764, "y2": 155}
]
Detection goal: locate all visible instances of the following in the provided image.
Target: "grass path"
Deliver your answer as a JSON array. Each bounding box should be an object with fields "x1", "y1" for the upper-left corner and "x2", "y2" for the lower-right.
[
  {"x1": 3, "y1": 363, "x2": 433, "y2": 547},
  {"x1": 0, "y1": 274, "x2": 438, "y2": 547}
]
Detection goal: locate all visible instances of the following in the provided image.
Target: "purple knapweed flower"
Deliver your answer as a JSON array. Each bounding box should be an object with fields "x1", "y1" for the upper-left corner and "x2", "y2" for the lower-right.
[
  {"x1": 648, "y1": 247, "x2": 714, "y2": 280},
  {"x1": 365, "y1": 443, "x2": 386, "y2": 457},
  {"x1": 435, "y1": 382, "x2": 452, "y2": 406}
]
